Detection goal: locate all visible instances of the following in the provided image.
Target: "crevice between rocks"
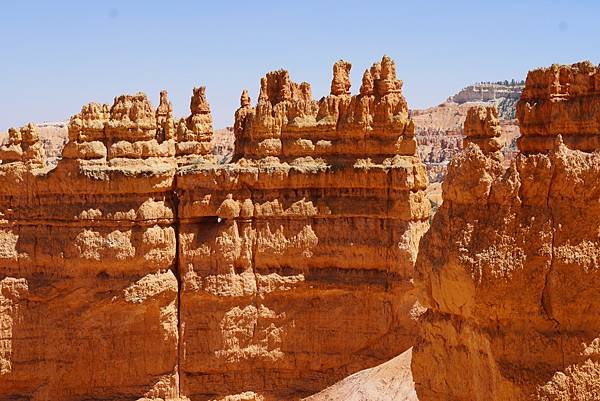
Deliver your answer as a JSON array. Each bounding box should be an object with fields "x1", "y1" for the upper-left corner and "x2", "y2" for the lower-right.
[
  {"x1": 540, "y1": 153, "x2": 565, "y2": 371},
  {"x1": 171, "y1": 187, "x2": 183, "y2": 398}
]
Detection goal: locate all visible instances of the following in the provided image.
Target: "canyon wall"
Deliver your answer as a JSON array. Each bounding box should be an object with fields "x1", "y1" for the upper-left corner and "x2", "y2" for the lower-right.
[
  {"x1": 413, "y1": 61, "x2": 600, "y2": 400},
  {"x1": 0, "y1": 95, "x2": 181, "y2": 401},
  {"x1": 0, "y1": 56, "x2": 429, "y2": 400}
]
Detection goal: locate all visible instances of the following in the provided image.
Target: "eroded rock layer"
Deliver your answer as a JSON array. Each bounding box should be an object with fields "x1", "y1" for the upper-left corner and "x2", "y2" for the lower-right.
[
  {"x1": 413, "y1": 61, "x2": 600, "y2": 401},
  {"x1": 0, "y1": 56, "x2": 429, "y2": 401},
  {"x1": 0, "y1": 94, "x2": 181, "y2": 400},
  {"x1": 178, "y1": 55, "x2": 429, "y2": 400},
  {"x1": 517, "y1": 61, "x2": 600, "y2": 153}
]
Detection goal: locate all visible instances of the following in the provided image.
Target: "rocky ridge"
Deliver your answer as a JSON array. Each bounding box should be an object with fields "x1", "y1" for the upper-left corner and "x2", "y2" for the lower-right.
[
  {"x1": 0, "y1": 56, "x2": 429, "y2": 401},
  {"x1": 413, "y1": 61, "x2": 600, "y2": 400},
  {"x1": 449, "y1": 81, "x2": 524, "y2": 119}
]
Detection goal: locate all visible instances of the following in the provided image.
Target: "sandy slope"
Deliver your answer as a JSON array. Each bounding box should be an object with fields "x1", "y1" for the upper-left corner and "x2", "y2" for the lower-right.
[{"x1": 303, "y1": 348, "x2": 417, "y2": 401}]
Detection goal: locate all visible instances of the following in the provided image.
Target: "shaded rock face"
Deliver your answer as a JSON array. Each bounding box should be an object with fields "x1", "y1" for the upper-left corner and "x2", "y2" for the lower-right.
[
  {"x1": 0, "y1": 56, "x2": 429, "y2": 401},
  {"x1": 413, "y1": 61, "x2": 600, "y2": 401}
]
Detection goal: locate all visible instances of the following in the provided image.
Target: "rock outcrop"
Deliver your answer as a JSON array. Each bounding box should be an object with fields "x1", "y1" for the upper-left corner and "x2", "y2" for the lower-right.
[
  {"x1": 0, "y1": 123, "x2": 45, "y2": 165},
  {"x1": 413, "y1": 92, "x2": 521, "y2": 183},
  {"x1": 463, "y1": 105, "x2": 503, "y2": 153},
  {"x1": 233, "y1": 55, "x2": 416, "y2": 164},
  {"x1": 175, "y1": 86, "x2": 215, "y2": 164},
  {"x1": 449, "y1": 82, "x2": 524, "y2": 106},
  {"x1": 0, "y1": 56, "x2": 429, "y2": 400},
  {"x1": 413, "y1": 61, "x2": 600, "y2": 400},
  {"x1": 517, "y1": 61, "x2": 600, "y2": 153},
  {"x1": 178, "y1": 55, "x2": 429, "y2": 400},
  {"x1": 0, "y1": 91, "x2": 180, "y2": 400}
]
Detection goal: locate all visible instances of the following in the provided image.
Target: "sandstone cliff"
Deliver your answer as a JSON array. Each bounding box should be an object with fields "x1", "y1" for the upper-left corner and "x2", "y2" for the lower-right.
[
  {"x1": 0, "y1": 56, "x2": 429, "y2": 401},
  {"x1": 448, "y1": 81, "x2": 524, "y2": 120},
  {"x1": 413, "y1": 61, "x2": 600, "y2": 400},
  {"x1": 0, "y1": 93, "x2": 181, "y2": 401},
  {"x1": 178, "y1": 55, "x2": 429, "y2": 400}
]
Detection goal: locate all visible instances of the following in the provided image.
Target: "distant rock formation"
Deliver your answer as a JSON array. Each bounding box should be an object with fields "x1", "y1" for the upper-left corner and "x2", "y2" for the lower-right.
[
  {"x1": 413, "y1": 61, "x2": 600, "y2": 401},
  {"x1": 413, "y1": 101, "x2": 519, "y2": 183},
  {"x1": 0, "y1": 123, "x2": 45, "y2": 165},
  {"x1": 449, "y1": 81, "x2": 523, "y2": 107}
]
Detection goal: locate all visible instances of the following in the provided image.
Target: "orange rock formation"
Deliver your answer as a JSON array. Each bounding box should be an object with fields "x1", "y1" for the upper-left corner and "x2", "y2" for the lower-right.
[
  {"x1": 0, "y1": 92, "x2": 180, "y2": 400},
  {"x1": 413, "y1": 61, "x2": 600, "y2": 400},
  {"x1": 178, "y1": 55, "x2": 429, "y2": 400},
  {"x1": 517, "y1": 61, "x2": 600, "y2": 152},
  {"x1": 0, "y1": 56, "x2": 429, "y2": 400},
  {"x1": 463, "y1": 105, "x2": 503, "y2": 153}
]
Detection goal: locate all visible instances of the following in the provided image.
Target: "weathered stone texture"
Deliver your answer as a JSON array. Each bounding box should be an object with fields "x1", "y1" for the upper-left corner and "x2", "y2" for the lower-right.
[
  {"x1": 413, "y1": 61, "x2": 600, "y2": 401},
  {"x1": 517, "y1": 61, "x2": 600, "y2": 152},
  {"x1": 0, "y1": 56, "x2": 428, "y2": 401}
]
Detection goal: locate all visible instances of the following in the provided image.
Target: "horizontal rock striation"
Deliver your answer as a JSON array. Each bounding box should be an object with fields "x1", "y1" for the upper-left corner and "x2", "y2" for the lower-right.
[
  {"x1": 413, "y1": 61, "x2": 600, "y2": 400},
  {"x1": 0, "y1": 56, "x2": 429, "y2": 400},
  {"x1": 0, "y1": 92, "x2": 181, "y2": 401},
  {"x1": 517, "y1": 61, "x2": 600, "y2": 153},
  {"x1": 178, "y1": 55, "x2": 429, "y2": 400},
  {"x1": 449, "y1": 82, "x2": 524, "y2": 105}
]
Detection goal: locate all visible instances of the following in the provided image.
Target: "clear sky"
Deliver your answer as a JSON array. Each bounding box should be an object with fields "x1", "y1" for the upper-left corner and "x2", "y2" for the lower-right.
[{"x1": 1, "y1": 0, "x2": 598, "y2": 129}]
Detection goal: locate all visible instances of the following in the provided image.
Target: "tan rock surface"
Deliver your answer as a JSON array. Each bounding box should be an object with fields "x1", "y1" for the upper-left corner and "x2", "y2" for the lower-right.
[
  {"x1": 463, "y1": 105, "x2": 504, "y2": 153},
  {"x1": 517, "y1": 61, "x2": 600, "y2": 153},
  {"x1": 413, "y1": 61, "x2": 600, "y2": 401},
  {"x1": 0, "y1": 92, "x2": 181, "y2": 400}
]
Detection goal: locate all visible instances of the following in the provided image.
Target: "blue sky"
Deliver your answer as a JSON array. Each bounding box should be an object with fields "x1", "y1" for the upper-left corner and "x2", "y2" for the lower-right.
[{"x1": 1, "y1": 0, "x2": 598, "y2": 129}]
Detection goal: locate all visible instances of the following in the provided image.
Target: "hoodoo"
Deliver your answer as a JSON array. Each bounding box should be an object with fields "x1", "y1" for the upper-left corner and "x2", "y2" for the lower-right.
[
  {"x1": 0, "y1": 56, "x2": 429, "y2": 401},
  {"x1": 413, "y1": 61, "x2": 600, "y2": 400},
  {"x1": 178, "y1": 55, "x2": 429, "y2": 400}
]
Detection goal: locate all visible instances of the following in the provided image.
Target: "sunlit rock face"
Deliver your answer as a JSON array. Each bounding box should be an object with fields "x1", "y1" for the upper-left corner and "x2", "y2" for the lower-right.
[
  {"x1": 0, "y1": 56, "x2": 430, "y2": 401},
  {"x1": 413, "y1": 61, "x2": 600, "y2": 401},
  {"x1": 179, "y1": 55, "x2": 429, "y2": 400}
]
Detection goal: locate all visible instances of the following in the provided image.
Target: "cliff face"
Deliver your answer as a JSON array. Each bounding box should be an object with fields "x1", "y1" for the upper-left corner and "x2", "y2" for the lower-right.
[
  {"x1": 449, "y1": 82, "x2": 524, "y2": 111},
  {"x1": 178, "y1": 55, "x2": 429, "y2": 400},
  {"x1": 0, "y1": 56, "x2": 429, "y2": 401},
  {"x1": 0, "y1": 94, "x2": 181, "y2": 401},
  {"x1": 413, "y1": 62, "x2": 600, "y2": 400}
]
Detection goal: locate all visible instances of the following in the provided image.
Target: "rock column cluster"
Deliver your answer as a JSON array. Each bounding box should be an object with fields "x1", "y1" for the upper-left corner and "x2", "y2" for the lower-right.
[{"x1": 0, "y1": 56, "x2": 429, "y2": 401}]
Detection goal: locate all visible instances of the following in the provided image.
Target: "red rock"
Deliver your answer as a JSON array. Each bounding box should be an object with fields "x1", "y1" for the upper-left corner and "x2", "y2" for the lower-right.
[
  {"x1": 413, "y1": 61, "x2": 600, "y2": 401},
  {"x1": 0, "y1": 56, "x2": 429, "y2": 401}
]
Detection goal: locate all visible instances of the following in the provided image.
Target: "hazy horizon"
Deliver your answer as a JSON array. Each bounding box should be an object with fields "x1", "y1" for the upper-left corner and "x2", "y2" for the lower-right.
[{"x1": 2, "y1": 0, "x2": 599, "y2": 130}]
